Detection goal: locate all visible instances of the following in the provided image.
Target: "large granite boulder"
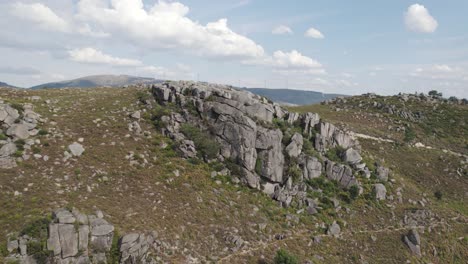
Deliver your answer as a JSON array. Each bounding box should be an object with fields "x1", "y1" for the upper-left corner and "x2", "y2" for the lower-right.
[
  {"x1": 255, "y1": 127, "x2": 284, "y2": 183},
  {"x1": 285, "y1": 133, "x2": 303, "y2": 158}
]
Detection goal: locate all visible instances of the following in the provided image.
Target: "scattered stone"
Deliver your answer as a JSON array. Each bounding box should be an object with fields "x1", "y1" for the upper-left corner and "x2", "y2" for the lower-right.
[
  {"x1": 404, "y1": 229, "x2": 422, "y2": 257},
  {"x1": 327, "y1": 221, "x2": 341, "y2": 237},
  {"x1": 68, "y1": 142, "x2": 85, "y2": 156},
  {"x1": 373, "y1": 184, "x2": 387, "y2": 200}
]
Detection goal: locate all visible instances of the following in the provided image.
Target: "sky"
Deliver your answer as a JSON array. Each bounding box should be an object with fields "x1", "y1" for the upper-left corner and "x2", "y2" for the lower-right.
[{"x1": 0, "y1": 0, "x2": 467, "y2": 97}]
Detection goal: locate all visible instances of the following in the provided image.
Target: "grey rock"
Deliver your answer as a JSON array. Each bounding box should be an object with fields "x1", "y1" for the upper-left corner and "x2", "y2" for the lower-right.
[
  {"x1": 404, "y1": 229, "x2": 421, "y2": 256},
  {"x1": 302, "y1": 112, "x2": 320, "y2": 136},
  {"x1": 90, "y1": 219, "x2": 114, "y2": 236},
  {"x1": 256, "y1": 127, "x2": 284, "y2": 183},
  {"x1": 0, "y1": 157, "x2": 17, "y2": 169},
  {"x1": 58, "y1": 224, "x2": 78, "y2": 258},
  {"x1": 19, "y1": 237, "x2": 27, "y2": 256},
  {"x1": 343, "y1": 148, "x2": 362, "y2": 164},
  {"x1": 55, "y1": 209, "x2": 76, "y2": 224},
  {"x1": 78, "y1": 225, "x2": 89, "y2": 253},
  {"x1": 285, "y1": 133, "x2": 303, "y2": 158},
  {"x1": 300, "y1": 155, "x2": 322, "y2": 180},
  {"x1": 327, "y1": 221, "x2": 341, "y2": 237},
  {"x1": 7, "y1": 239, "x2": 18, "y2": 253},
  {"x1": 47, "y1": 223, "x2": 61, "y2": 256},
  {"x1": 326, "y1": 161, "x2": 358, "y2": 189},
  {"x1": 373, "y1": 184, "x2": 387, "y2": 200},
  {"x1": 130, "y1": 111, "x2": 141, "y2": 119},
  {"x1": 0, "y1": 143, "x2": 17, "y2": 157},
  {"x1": 68, "y1": 142, "x2": 85, "y2": 156},
  {"x1": 376, "y1": 166, "x2": 389, "y2": 182},
  {"x1": 6, "y1": 124, "x2": 30, "y2": 140}
]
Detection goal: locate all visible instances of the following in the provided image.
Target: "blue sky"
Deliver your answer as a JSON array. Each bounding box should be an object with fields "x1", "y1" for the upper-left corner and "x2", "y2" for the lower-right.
[{"x1": 1, "y1": 0, "x2": 467, "y2": 97}]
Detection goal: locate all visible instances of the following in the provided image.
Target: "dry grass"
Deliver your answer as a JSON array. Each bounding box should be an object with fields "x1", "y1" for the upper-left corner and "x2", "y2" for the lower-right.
[{"x1": 0, "y1": 88, "x2": 466, "y2": 263}]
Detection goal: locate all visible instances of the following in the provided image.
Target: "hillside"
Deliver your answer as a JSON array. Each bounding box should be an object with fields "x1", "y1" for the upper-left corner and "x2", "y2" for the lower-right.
[
  {"x1": 0, "y1": 84, "x2": 466, "y2": 263},
  {"x1": 0, "y1": 82, "x2": 19, "y2": 89},
  {"x1": 30, "y1": 75, "x2": 163, "y2": 89},
  {"x1": 246, "y1": 88, "x2": 345, "y2": 105}
]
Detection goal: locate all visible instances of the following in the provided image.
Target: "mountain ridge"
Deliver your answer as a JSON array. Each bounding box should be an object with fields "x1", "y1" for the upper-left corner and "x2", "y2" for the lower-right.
[
  {"x1": 30, "y1": 74, "x2": 164, "y2": 89},
  {"x1": 246, "y1": 88, "x2": 346, "y2": 105}
]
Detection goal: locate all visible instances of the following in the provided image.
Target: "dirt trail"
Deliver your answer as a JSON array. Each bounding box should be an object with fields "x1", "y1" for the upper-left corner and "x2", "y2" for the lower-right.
[
  {"x1": 218, "y1": 217, "x2": 457, "y2": 263},
  {"x1": 350, "y1": 132, "x2": 468, "y2": 160}
]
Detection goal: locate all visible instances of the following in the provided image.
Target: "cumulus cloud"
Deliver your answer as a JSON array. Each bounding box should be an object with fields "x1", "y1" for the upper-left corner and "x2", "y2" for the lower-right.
[
  {"x1": 10, "y1": 2, "x2": 70, "y2": 33},
  {"x1": 405, "y1": 4, "x2": 438, "y2": 33},
  {"x1": 272, "y1": 25, "x2": 293, "y2": 35},
  {"x1": 410, "y1": 64, "x2": 465, "y2": 80},
  {"x1": 246, "y1": 50, "x2": 325, "y2": 75},
  {"x1": 305, "y1": 27, "x2": 324, "y2": 39},
  {"x1": 272, "y1": 50, "x2": 322, "y2": 69},
  {"x1": 68, "y1": 47, "x2": 142, "y2": 66},
  {"x1": 75, "y1": 0, "x2": 265, "y2": 59}
]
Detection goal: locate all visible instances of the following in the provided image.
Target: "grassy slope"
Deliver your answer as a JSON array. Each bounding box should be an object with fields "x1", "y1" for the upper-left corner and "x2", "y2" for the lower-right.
[{"x1": 0, "y1": 88, "x2": 466, "y2": 263}]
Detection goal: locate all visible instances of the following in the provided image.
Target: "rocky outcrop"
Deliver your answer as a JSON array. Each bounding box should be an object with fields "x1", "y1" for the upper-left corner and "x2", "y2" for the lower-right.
[
  {"x1": 151, "y1": 81, "x2": 386, "y2": 207},
  {"x1": 373, "y1": 184, "x2": 387, "y2": 200},
  {"x1": 0, "y1": 102, "x2": 43, "y2": 168},
  {"x1": 404, "y1": 229, "x2": 422, "y2": 257},
  {"x1": 5, "y1": 209, "x2": 159, "y2": 264}
]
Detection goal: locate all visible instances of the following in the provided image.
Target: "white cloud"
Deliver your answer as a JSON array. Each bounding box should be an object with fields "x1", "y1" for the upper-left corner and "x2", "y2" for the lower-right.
[
  {"x1": 272, "y1": 50, "x2": 322, "y2": 69},
  {"x1": 305, "y1": 27, "x2": 324, "y2": 39},
  {"x1": 10, "y1": 2, "x2": 70, "y2": 33},
  {"x1": 76, "y1": 0, "x2": 265, "y2": 59},
  {"x1": 405, "y1": 4, "x2": 438, "y2": 33},
  {"x1": 272, "y1": 25, "x2": 293, "y2": 35},
  {"x1": 432, "y1": 64, "x2": 453, "y2": 73},
  {"x1": 246, "y1": 50, "x2": 325, "y2": 75},
  {"x1": 68, "y1": 47, "x2": 142, "y2": 66},
  {"x1": 77, "y1": 24, "x2": 110, "y2": 38}
]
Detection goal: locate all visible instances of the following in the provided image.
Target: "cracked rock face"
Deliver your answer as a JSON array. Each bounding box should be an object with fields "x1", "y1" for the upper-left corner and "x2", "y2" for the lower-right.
[
  {"x1": 5, "y1": 208, "x2": 160, "y2": 264},
  {"x1": 0, "y1": 102, "x2": 42, "y2": 169},
  {"x1": 151, "y1": 81, "x2": 387, "y2": 207}
]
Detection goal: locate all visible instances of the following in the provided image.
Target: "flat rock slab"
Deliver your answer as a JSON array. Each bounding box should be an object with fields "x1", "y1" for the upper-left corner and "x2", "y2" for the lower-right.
[{"x1": 68, "y1": 142, "x2": 85, "y2": 156}]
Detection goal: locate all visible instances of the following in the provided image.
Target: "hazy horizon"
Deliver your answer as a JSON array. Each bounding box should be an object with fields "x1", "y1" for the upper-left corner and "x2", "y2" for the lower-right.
[{"x1": 1, "y1": 0, "x2": 467, "y2": 97}]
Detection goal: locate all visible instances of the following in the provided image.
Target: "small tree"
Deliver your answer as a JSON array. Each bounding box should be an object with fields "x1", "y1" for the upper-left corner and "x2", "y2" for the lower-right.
[
  {"x1": 274, "y1": 249, "x2": 299, "y2": 264},
  {"x1": 428, "y1": 90, "x2": 442, "y2": 97}
]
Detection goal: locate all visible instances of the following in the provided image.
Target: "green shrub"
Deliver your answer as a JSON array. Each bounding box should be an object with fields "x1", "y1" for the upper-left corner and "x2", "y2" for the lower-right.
[
  {"x1": 0, "y1": 241, "x2": 8, "y2": 257},
  {"x1": 0, "y1": 133, "x2": 7, "y2": 140},
  {"x1": 255, "y1": 158, "x2": 263, "y2": 175},
  {"x1": 349, "y1": 185, "x2": 360, "y2": 200},
  {"x1": 225, "y1": 158, "x2": 243, "y2": 177},
  {"x1": 108, "y1": 229, "x2": 121, "y2": 264},
  {"x1": 20, "y1": 218, "x2": 50, "y2": 238},
  {"x1": 10, "y1": 103, "x2": 24, "y2": 114},
  {"x1": 287, "y1": 163, "x2": 302, "y2": 182},
  {"x1": 434, "y1": 190, "x2": 443, "y2": 200},
  {"x1": 307, "y1": 177, "x2": 339, "y2": 196},
  {"x1": 151, "y1": 104, "x2": 174, "y2": 128},
  {"x1": 32, "y1": 146, "x2": 41, "y2": 154},
  {"x1": 38, "y1": 129, "x2": 48, "y2": 136},
  {"x1": 274, "y1": 249, "x2": 299, "y2": 264},
  {"x1": 302, "y1": 139, "x2": 320, "y2": 158},
  {"x1": 404, "y1": 126, "x2": 416, "y2": 143},
  {"x1": 136, "y1": 91, "x2": 151, "y2": 103},
  {"x1": 27, "y1": 239, "x2": 54, "y2": 264},
  {"x1": 273, "y1": 118, "x2": 287, "y2": 132},
  {"x1": 325, "y1": 146, "x2": 345, "y2": 163},
  {"x1": 180, "y1": 124, "x2": 220, "y2": 160}
]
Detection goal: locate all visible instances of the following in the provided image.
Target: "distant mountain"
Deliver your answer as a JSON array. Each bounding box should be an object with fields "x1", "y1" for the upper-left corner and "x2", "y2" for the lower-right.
[
  {"x1": 0, "y1": 81, "x2": 19, "y2": 88},
  {"x1": 31, "y1": 75, "x2": 163, "y2": 89},
  {"x1": 246, "y1": 88, "x2": 346, "y2": 105}
]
